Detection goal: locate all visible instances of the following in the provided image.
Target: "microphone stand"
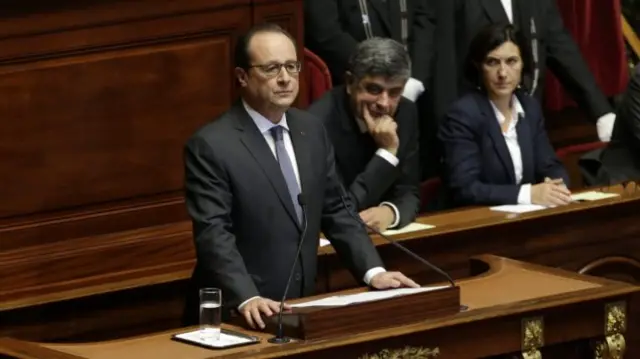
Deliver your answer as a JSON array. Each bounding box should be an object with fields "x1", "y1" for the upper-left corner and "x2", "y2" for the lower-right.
[
  {"x1": 268, "y1": 194, "x2": 308, "y2": 344},
  {"x1": 335, "y1": 184, "x2": 456, "y2": 287}
]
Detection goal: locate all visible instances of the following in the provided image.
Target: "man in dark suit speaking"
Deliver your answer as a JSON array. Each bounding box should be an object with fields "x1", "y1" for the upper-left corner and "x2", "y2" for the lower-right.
[
  {"x1": 183, "y1": 23, "x2": 417, "y2": 330},
  {"x1": 309, "y1": 38, "x2": 421, "y2": 230}
]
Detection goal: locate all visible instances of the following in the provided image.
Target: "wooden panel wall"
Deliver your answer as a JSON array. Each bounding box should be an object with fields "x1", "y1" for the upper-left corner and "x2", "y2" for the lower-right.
[{"x1": 0, "y1": 0, "x2": 305, "y2": 340}]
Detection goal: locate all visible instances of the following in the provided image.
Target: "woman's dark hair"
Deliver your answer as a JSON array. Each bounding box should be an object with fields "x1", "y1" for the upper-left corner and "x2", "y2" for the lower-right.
[{"x1": 463, "y1": 23, "x2": 533, "y2": 91}]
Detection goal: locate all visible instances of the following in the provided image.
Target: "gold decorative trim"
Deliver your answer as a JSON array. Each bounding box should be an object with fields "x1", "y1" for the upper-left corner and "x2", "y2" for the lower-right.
[
  {"x1": 605, "y1": 301, "x2": 626, "y2": 335},
  {"x1": 592, "y1": 301, "x2": 627, "y2": 359},
  {"x1": 605, "y1": 334, "x2": 626, "y2": 359},
  {"x1": 593, "y1": 340, "x2": 607, "y2": 359},
  {"x1": 358, "y1": 346, "x2": 440, "y2": 359},
  {"x1": 521, "y1": 317, "x2": 543, "y2": 359},
  {"x1": 622, "y1": 15, "x2": 640, "y2": 62}
]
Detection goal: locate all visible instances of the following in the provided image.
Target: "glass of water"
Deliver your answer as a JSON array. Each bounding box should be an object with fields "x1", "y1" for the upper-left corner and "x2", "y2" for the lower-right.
[{"x1": 199, "y1": 288, "x2": 222, "y2": 342}]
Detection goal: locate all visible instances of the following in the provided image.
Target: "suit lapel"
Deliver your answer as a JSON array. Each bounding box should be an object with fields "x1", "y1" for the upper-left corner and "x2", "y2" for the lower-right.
[
  {"x1": 234, "y1": 105, "x2": 301, "y2": 229},
  {"x1": 333, "y1": 88, "x2": 362, "y2": 168},
  {"x1": 515, "y1": 99, "x2": 535, "y2": 183},
  {"x1": 287, "y1": 113, "x2": 313, "y2": 212},
  {"x1": 367, "y1": 0, "x2": 392, "y2": 35},
  {"x1": 478, "y1": 95, "x2": 516, "y2": 183},
  {"x1": 481, "y1": 0, "x2": 510, "y2": 24}
]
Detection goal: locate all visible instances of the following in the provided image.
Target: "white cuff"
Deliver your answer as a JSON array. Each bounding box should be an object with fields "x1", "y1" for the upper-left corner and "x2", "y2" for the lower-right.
[
  {"x1": 402, "y1": 77, "x2": 425, "y2": 102},
  {"x1": 380, "y1": 201, "x2": 400, "y2": 228},
  {"x1": 596, "y1": 112, "x2": 615, "y2": 142},
  {"x1": 376, "y1": 148, "x2": 399, "y2": 166},
  {"x1": 363, "y1": 267, "x2": 386, "y2": 285},
  {"x1": 238, "y1": 296, "x2": 260, "y2": 310},
  {"x1": 518, "y1": 184, "x2": 532, "y2": 204}
]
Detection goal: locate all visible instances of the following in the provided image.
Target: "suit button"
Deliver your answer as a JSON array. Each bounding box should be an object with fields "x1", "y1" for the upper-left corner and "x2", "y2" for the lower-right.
[{"x1": 295, "y1": 273, "x2": 301, "y2": 281}]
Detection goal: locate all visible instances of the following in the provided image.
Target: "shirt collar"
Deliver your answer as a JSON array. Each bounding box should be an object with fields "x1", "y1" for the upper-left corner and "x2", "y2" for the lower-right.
[
  {"x1": 242, "y1": 100, "x2": 289, "y2": 134},
  {"x1": 489, "y1": 95, "x2": 525, "y2": 125}
]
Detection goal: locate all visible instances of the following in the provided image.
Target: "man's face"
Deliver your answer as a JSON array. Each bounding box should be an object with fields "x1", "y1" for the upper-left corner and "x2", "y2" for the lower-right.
[
  {"x1": 346, "y1": 75, "x2": 406, "y2": 119},
  {"x1": 236, "y1": 32, "x2": 300, "y2": 111}
]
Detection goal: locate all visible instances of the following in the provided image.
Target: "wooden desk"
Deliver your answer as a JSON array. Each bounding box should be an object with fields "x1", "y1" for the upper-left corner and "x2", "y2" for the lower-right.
[
  {"x1": 321, "y1": 183, "x2": 640, "y2": 291},
  {"x1": 1, "y1": 256, "x2": 637, "y2": 359},
  {"x1": 3, "y1": 185, "x2": 640, "y2": 343}
]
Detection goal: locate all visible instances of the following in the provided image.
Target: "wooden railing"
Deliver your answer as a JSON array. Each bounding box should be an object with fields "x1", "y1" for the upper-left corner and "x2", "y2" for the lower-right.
[{"x1": 622, "y1": 15, "x2": 640, "y2": 63}]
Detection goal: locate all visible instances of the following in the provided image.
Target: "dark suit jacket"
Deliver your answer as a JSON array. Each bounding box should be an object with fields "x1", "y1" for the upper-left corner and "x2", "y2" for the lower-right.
[
  {"x1": 582, "y1": 65, "x2": 640, "y2": 184},
  {"x1": 182, "y1": 101, "x2": 384, "y2": 323},
  {"x1": 304, "y1": 0, "x2": 435, "y2": 86},
  {"x1": 308, "y1": 86, "x2": 421, "y2": 227},
  {"x1": 432, "y1": 0, "x2": 611, "y2": 123},
  {"x1": 439, "y1": 90, "x2": 569, "y2": 206}
]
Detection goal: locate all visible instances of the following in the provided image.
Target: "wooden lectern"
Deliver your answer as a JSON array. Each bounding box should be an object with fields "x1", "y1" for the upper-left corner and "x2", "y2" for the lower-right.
[{"x1": 269, "y1": 285, "x2": 460, "y2": 340}]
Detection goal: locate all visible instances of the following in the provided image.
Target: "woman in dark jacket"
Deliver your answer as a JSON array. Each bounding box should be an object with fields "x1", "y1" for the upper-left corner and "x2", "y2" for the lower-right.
[{"x1": 439, "y1": 23, "x2": 570, "y2": 206}]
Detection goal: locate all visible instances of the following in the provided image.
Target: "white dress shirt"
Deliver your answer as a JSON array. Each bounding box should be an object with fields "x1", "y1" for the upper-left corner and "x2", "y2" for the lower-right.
[
  {"x1": 489, "y1": 96, "x2": 532, "y2": 204},
  {"x1": 238, "y1": 102, "x2": 385, "y2": 309},
  {"x1": 500, "y1": 0, "x2": 514, "y2": 22}
]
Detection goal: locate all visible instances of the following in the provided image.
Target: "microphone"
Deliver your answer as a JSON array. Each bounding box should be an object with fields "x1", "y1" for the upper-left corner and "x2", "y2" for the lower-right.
[
  {"x1": 334, "y1": 184, "x2": 456, "y2": 287},
  {"x1": 268, "y1": 193, "x2": 308, "y2": 344}
]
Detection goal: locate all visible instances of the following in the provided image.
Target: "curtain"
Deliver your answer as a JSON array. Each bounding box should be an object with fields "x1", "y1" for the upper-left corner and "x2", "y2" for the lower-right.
[{"x1": 544, "y1": 0, "x2": 629, "y2": 111}]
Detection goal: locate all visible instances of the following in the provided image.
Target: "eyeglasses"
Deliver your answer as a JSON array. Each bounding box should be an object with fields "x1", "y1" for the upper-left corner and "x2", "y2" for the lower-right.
[{"x1": 248, "y1": 61, "x2": 302, "y2": 78}]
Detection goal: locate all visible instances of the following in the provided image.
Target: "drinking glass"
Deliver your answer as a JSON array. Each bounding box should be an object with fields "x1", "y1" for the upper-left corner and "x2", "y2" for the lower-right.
[{"x1": 199, "y1": 288, "x2": 222, "y2": 342}]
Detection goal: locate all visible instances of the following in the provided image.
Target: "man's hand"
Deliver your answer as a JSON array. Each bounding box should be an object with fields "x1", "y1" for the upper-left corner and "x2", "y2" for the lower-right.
[
  {"x1": 544, "y1": 177, "x2": 566, "y2": 187},
  {"x1": 531, "y1": 179, "x2": 572, "y2": 206},
  {"x1": 359, "y1": 206, "x2": 395, "y2": 232},
  {"x1": 362, "y1": 105, "x2": 399, "y2": 156},
  {"x1": 239, "y1": 297, "x2": 291, "y2": 329},
  {"x1": 370, "y1": 271, "x2": 419, "y2": 289}
]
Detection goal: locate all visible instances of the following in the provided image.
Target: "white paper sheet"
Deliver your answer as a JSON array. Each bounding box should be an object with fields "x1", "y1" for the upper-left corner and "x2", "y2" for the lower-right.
[
  {"x1": 174, "y1": 330, "x2": 255, "y2": 347},
  {"x1": 490, "y1": 204, "x2": 548, "y2": 214},
  {"x1": 319, "y1": 222, "x2": 435, "y2": 247},
  {"x1": 289, "y1": 286, "x2": 449, "y2": 308},
  {"x1": 383, "y1": 222, "x2": 435, "y2": 235},
  {"x1": 571, "y1": 191, "x2": 620, "y2": 201}
]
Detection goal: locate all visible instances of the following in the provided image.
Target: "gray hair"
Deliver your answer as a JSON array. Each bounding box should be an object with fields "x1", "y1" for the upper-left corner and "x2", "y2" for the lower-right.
[{"x1": 347, "y1": 37, "x2": 411, "y2": 82}]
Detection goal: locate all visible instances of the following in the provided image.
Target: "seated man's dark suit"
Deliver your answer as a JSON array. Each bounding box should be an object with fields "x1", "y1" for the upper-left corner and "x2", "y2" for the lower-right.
[
  {"x1": 182, "y1": 101, "x2": 384, "y2": 324},
  {"x1": 308, "y1": 86, "x2": 421, "y2": 227},
  {"x1": 439, "y1": 90, "x2": 569, "y2": 206},
  {"x1": 581, "y1": 65, "x2": 640, "y2": 185},
  {"x1": 304, "y1": 0, "x2": 439, "y2": 180}
]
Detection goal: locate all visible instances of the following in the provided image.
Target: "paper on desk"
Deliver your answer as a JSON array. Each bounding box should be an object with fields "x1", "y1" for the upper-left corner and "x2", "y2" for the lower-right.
[
  {"x1": 174, "y1": 330, "x2": 254, "y2": 347},
  {"x1": 290, "y1": 286, "x2": 449, "y2": 308},
  {"x1": 490, "y1": 204, "x2": 548, "y2": 213},
  {"x1": 571, "y1": 191, "x2": 620, "y2": 201},
  {"x1": 490, "y1": 191, "x2": 620, "y2": 214},
  {"x1": 383, "y1": 222, "x2": 435, "y2": 235},
  {"x1": 319, "y1": 222, "x2": 435, "y2": 247}
]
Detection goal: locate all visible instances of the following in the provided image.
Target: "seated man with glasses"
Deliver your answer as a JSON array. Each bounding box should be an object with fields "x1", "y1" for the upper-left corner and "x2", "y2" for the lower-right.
[
  {"x1": 182, "y1": 24, "x2": 417, "y2": 330},
  {"x1": 308, "y1": 37, "x2": 421, "y2": 231}
]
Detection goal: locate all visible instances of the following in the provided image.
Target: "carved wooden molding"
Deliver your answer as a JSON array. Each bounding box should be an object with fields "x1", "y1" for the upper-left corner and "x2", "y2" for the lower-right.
[
  {"x1": 0, "y1": 221, "x2": 194, "y2": 309},
  {"x1": 359, "y1": 346, "x2": 440, "y2": 359}
]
